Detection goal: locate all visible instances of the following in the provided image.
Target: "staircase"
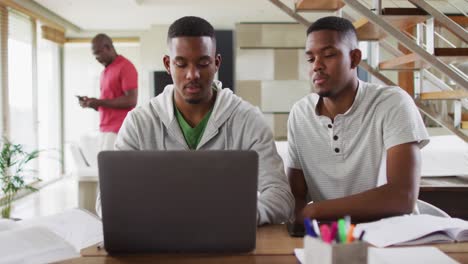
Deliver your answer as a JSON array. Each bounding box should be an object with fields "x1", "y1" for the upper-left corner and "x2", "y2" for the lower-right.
[{"x1": 269, "y1": 0, "x2": 468, "y2": 142}]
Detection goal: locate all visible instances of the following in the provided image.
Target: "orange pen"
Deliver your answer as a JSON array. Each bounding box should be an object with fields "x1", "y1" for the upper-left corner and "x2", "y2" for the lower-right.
[{"x1": 346, "y1": 224, "x2": 355, "y2": 243}]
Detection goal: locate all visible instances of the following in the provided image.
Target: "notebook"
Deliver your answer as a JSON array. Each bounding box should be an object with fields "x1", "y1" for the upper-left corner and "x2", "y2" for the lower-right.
[
  {"x1": 353, "y1": 214, "x2": 468, "y2": 247},
  {"x1": 0, "y1": 209, "x2": 102, "y2": 264},
  {"x1": 98, "y1": 150, "x2": 259, "y2": 254}
]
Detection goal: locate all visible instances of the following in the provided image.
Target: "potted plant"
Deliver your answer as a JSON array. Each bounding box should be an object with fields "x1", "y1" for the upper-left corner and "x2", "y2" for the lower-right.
[{"x1": 0, "y1": 138, "x2": 41, "y2": 218}]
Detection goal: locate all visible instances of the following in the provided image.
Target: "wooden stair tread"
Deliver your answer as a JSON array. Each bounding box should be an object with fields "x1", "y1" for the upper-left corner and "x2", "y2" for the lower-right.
[
  {"x1": 355, "y1": 13, "x2": 466, "y2": 40},
  {"x1": 356, "y1": 14, "x2": 428, "y2": 40},
  {"x1": 420, "y1": 90, "x2": 468, "y2": 100},
  {"x1": 379, "y1": 62, "x2": 426, "y2": 71},
  {"x1": 381, "y1": 8, "x2": 428, "y2": 16},
  {"x1": 445, "y1": 16, "x2": 468, "y2": 27},
  {"x1": 434, "y1": 48, "x2": 468, "y2": 57},
  {"x1": 379, "y1": 49, "x2": 467, "y2": 70},
  {"x1": 356, "y1": 20, "x2": 384, "y2": 41},
  {"x1": 295, "y1": 0, "x2": 344, "y2": 11},
  {"x1": 449, "y1": 113, "x2": 468, "y2": 121},
  {"x1": 462, "y1": 121, "x2": 468, "y2": 129},
  {"x1": 379, "y1": 55, "x2": 427, "y2": 71},
  {"x1": 379, "y1": 53, "x2": 418, "y2": 69}
]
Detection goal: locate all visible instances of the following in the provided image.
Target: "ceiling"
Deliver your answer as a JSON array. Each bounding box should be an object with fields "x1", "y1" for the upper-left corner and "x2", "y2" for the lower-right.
[
  {"x1": 33, "y1": 0, "x2": 302, "y2": 31},
  {"x1": 34, "y1": 0, "x2": 467, "y2": 32}
]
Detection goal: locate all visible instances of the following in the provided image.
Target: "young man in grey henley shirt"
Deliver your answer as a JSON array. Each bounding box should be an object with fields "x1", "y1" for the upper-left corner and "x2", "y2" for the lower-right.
[{"x1": 287, "y1": 16, "x2": 429, "y2": 223}]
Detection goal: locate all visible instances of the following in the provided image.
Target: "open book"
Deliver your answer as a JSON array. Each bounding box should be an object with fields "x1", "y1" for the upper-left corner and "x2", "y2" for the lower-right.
[
  {"x1": 354, "y1": 214, "x2": 468, "y2": 247},
  {"x1": 0, "y1": 209, "x2": 103, "y2": 264}
]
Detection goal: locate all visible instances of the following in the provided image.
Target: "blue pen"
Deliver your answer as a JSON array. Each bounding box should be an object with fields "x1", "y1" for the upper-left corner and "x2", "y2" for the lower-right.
[{"x1": 303, "y1": 218, "x2": 315, "y2": 237}]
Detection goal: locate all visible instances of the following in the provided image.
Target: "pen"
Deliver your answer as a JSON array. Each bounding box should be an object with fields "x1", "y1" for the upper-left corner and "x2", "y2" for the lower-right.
[
  {"x1": 358, "y1": 230, "x2": 366, "y2": 241},
  {"x1": 320, "y1": 224, "x2": 332, "y2": 243},
  {"x1": 304, "y1": 218, "x2": 315, "y2": 237},
  {"x1": 346, "y1": 224, "x2": 355, "y2": 243},
  {"x1": 344, "y1": 215, "x2": 351, "y2": 231},
  {"x1": 330, "y1": 221, "x2": 338, "y2": 243},
  {"x1": 338, "y1": 219, "x2": 347, "y2": 243},
  {"x1": 311, "y1": 219, "x2": 321, "y2": 238}
]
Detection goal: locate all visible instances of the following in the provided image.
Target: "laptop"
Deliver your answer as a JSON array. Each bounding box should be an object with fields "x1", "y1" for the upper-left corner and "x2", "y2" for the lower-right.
[{"x1": 97, "y1": 150, "x2": 258, "y2": 254}]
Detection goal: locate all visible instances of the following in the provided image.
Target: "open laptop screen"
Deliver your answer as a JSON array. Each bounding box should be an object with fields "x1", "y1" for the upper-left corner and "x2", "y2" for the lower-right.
[{"x1": 98, "y1": 150, "x2": 258, "y2": 254}]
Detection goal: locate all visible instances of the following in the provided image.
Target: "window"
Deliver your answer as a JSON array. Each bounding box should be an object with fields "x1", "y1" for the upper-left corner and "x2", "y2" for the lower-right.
[
  {"x1": 0, "y1": 6, "x2": 5, "y2": 136},
  {"x1": 37, "y1": 23, "x2": 62, "y2": 181},
  {"x1": 1, "y1": 7, "x2": 63, "y2": 183},
  {"x1": 8, "y1": 10, "x2": 37, "y2": 177}
]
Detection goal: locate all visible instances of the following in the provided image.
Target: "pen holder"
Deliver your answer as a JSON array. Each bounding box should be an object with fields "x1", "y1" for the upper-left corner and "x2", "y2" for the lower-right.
[{"x1": 304, "y1": 236, "x2": 368, "y2": 264}]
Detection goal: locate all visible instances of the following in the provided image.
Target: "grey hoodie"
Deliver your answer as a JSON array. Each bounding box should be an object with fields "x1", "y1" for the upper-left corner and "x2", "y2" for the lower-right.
[{"x1": 106, "y1": 80, "x2": 294, "y2": 225}]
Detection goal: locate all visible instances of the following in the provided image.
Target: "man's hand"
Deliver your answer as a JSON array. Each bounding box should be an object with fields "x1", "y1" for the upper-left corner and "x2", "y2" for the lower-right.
[
  {"x1": 301, "y1": 203, "x2": 317, "y2": 220},
  {"x1": 78, "y1": 96, "x2": 88, "y2": 108},
  {"x1": 85, "y1": 98, "x2": 101, "y2": 111},
  {"x1": 294, "y1": 200, "x2": 308, "y2": 224},
  {"x1": 288, "y1": 167, "x2": 308, "y2": 224},
  {"x1": 79, "y1": 96, "x2": 100, "y2": 111}
]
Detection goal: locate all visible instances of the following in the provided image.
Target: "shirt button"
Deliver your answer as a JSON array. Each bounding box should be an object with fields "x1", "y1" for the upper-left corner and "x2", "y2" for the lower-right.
[
  {"x1": 334, "y1": 148, "x2": 340, "y2": 153},
  {"x1": 328, "y1": 124, "x2": 332, "y2": 128},
  {"x1": 333, "y1": 135, "x2": 338, "y2": 140}
]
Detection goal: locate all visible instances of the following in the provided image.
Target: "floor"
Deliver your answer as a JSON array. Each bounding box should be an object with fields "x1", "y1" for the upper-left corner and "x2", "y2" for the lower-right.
[{"x1": 11, "y1": 176, "x2": 79, "y2": 220}]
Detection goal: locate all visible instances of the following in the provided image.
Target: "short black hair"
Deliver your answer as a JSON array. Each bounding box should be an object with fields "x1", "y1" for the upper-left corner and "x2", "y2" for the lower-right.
[
  {"x1": 306, "y1": 16, "x2": 358, "y2": 47},
  {"x1": 92, "y1": 33, "x2": 114, "y2": 49},
  {"x1": 167, "y1": 16, "x2": 215, "y2": 41}
]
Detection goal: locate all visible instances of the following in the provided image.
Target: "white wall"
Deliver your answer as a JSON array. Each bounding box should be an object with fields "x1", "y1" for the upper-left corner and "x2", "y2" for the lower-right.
[
  {"x1": 139, "y1": 25, "x2": 170, "y2": 105},
  {"x1": 236, "y1": 49, "x2": 274, "y2": 80}
]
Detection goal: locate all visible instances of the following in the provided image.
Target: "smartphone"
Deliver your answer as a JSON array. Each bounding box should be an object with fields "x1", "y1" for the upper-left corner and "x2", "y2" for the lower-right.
[{"x1": 287, "y1": 221, "x2": 305, "y2": 237}]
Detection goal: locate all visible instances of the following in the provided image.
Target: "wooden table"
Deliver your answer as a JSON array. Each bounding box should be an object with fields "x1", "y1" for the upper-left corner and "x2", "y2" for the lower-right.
[
  {"x1": 57, "y1": 255, "x2": 298, "y2": 264},
  {"x1": 54, "y1": 225, "x2": 468, "y2": 263},
  {"x1": 420, "y1": 176, "x2": 468, "y2": 220}
]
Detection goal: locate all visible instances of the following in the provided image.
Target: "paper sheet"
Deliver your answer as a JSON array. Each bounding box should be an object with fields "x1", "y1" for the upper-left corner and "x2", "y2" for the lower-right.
[
  {"x1": 0, "y1": 226, "x2": 78, "y2": 264},
  {"x1": 295, "y1": 247, "x2": 458, "y2": 264},
  {"x1": 295, "y1": 248, "x2": 305, "y2": 263},
  {"x1": 0, "y1": 219, "x2": 19, "y2": 232},
  {"x1": 354, "y1": 215, "x2": 468, "y2": 247},
  {"x1": 19, "y1": 208, "x2": 103, "y2": 251},
  {"x1": 368, "y1": 247, "x2": 458, "y2": 264}
]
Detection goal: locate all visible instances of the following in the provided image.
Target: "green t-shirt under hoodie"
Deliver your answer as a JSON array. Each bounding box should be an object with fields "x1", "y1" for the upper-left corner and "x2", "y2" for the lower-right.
[{"x1": 174, "y1": 106, "x2": 212, "y2": 150}]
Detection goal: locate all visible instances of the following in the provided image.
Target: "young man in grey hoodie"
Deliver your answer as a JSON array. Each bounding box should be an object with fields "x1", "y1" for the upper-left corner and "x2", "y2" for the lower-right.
[{"x1": 96, "y1": 16, "x2": 294, "y2": 225}]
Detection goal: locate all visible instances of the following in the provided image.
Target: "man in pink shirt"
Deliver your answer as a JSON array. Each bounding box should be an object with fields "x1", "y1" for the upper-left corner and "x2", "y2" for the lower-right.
[{"x1": 79, "y1": 34, "x2": 138, "y2": 150}]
